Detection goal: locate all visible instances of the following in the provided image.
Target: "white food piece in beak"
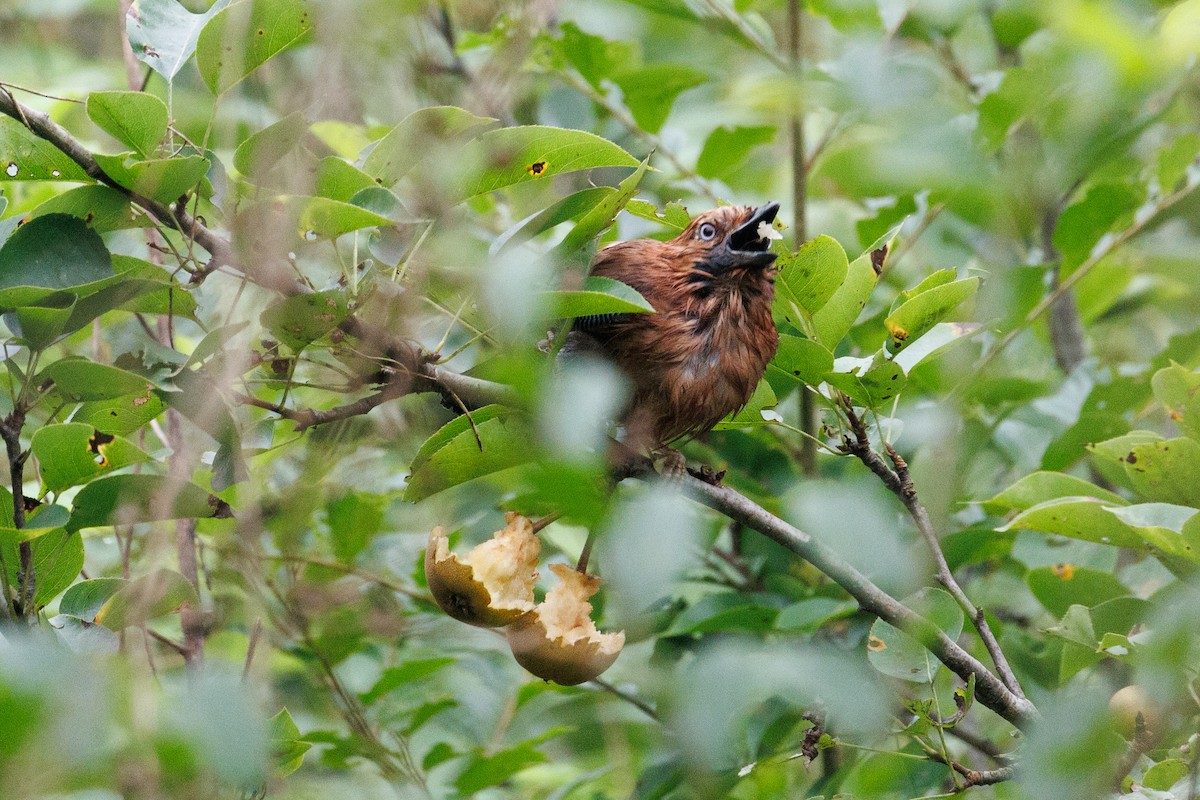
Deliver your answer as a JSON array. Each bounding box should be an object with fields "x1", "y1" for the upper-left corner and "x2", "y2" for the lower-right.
[{"x1": 757, "y1": 220, "x2": 783, "y2": 241}]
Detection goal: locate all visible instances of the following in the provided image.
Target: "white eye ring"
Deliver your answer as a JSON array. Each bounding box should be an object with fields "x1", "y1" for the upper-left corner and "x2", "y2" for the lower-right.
[{"x1": 698, "y1": 222, "x2": 717, "y2": 240}]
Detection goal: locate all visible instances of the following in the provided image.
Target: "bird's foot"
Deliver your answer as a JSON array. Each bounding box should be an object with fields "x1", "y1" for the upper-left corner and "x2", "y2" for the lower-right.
[
  {"x1": 687, "y1": 465, "x2": 726, "y2": 486},
  {"x1": 653, "y1": 448, "x2": 688, "y2": 484}
]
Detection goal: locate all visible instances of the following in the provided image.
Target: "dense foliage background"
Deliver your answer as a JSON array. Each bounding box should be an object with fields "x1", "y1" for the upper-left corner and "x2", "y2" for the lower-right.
[{"x1": 1, "y1": 0, "x2": 1199, "y2": 798}]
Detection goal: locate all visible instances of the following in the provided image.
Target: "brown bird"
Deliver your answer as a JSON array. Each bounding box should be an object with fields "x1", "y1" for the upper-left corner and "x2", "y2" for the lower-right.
[{"x1": 564, "y1": 202, "x2": 781, "y2": 475}]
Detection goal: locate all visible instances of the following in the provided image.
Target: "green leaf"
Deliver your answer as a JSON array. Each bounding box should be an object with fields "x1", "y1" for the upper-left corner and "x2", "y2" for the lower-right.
[
  {"x1": 362, "y1": 106, "x2": 495, "y2": 188},
  {"x1": 666, "y1": 594, "x2": 783, "y2": 634},
  {"x1": 775, "y1": 597, "x2": 856, "y2": 631},
  {"x1": 7, "y1": 291, "x2": 76, "y2": 349},
  {"x1": 773, "y1": 235, "x2": 849, "y2": 325},
  {"x1": 1158, "y1": 132, "x2": 1200, "y2": 192},
  {"x1": 613, "y1": 64, "x2": 708, "y2": 134},
  {"x1": 95, "y1": 568, "x2": 197, "y2": 630},
  {"x1": 0, "y1": 116, "x2": 93, "y2": 182},
  {"x1": 868, "y1": 588, "x2": 964, "y2": 683},
  {"x1": 547, "y1": 276, "x2": 654, "y2": 318},
  {"x1": 983, "y1": 471, "x2": 1126, "y2": 514},
  {"x1": 455, "y1": 742, "x2": 547, "y2": 795},
  {"x1": 623, "y1": 199, "x2": 690, "y2": 231},
  {"x1": 39, "y1": 359, "x2": 155, "y2": 401},
  {"x1": 127, "y1": 0, "x2": 232, "y2": 80},
  {"x1": 86, "y1": 91, "x2": 168, "y2": 157},
  {"x1": 67, "y1": 474, "x2": 233, "y2": 532},
  {"x1": 196, "y1": 0, "x2": 316, "y2": 95},
  {"x1": 825, "y1": 352, "x2": 906, "y2": 409},
  {"x1": 453, "y1": 126, "x2": 639, "y2": 201},
  {"x1": 360, "y1": 658, "x2": 456, "y2": 704},
  {"x1": 811, "y1": 238, "x2": 886, "y2": 348},
  {"x1": 696, "y1": 125, "x2": 776, "y2": 179},
  {"x1": 1001, "y1": 497, "x2": 1146, "y2": 550},
  {"x1": 92, "y1": 153, "x2": 210, "y2": 204},
  {"x1": 1087, "y1": 430, "x2": 1163, "y2": 492},
  {"x1": 268, "y1": 709, "x2": 311, "y2": 778},
  {"x1": 404, "y1": 406, "x2": 531, "y2": 501},
  {"x1": 111, "y1": 255, "x2": 199, "y2": 319},
  {"x1": 1142, "y1": 759, "x2": 1190, "y2": 791},
  {"x1": 1027, "y1": 565, "x2": 1129, "y2": 618},
  {"x1": 1151, "y1": 363, "x2": 1200, "y2": 441},
  {"x1": 556, "y1": 22, "x2": 637, "y2": 88},
  {"x1": 1121, "y1": 437, "x2": 1200, "y2": 506},
  {"x1": 552, "y1": 157, "x2": 649, "y2": 259},
  {"x1": 73, "y1": 393, "x2": 169, "y2": 436},
  {"x1": 31, "y1": 423, "x2": 153, "y2": 494},
  {"x1": 260, "y1": 289, "x2": 351, "y2": 352},
  {"x1": 766, "y1": 334, "x2": 834, "y2": 395},
  {"x1": 314, "y1": 156, "x2": 376, "y2": 202},
  {"x1": 0, "y1": 527, "x2": 83, "y2": 608},
  {"x1": 278, "y1": 196, "x2": 393, "y2": 240},
  {"x1": 0, "y1": 214, "x2": 113, "y2": 290},
  {"x1": 234, "y1": 111, "x2": 308, "y2": 177},
  {"x1": 713, "y1": 379, "x2": 778, "y2": 430},
  {"x1": 326, "y1": 492, "x2": 387, "y2": 563},
  {"x1": 492, "y1": 187, "x2": 616, "y2": 255},
  {"x1": 884, "y1": 277, "x2": 979, "y2": 354},
  {"x1": 1052, "y1": 182, "x2": 1143, "y2": 271},
  {"x1": 29, "y1": 185, "x2": 151, "y2": 232},
  {"x1": 59, "y1": 577, "x2": 125, "y2": 621}
]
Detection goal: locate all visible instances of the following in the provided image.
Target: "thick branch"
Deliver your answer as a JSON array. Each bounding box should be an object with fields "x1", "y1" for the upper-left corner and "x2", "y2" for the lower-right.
[{"x1": 1, "y1": 411, "x2": 33, "y2": 619}]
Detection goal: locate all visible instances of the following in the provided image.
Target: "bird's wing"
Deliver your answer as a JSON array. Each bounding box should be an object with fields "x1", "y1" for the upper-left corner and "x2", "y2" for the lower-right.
[{"x1": 571, "y1": 312, "x2": 639, "y2": 333}]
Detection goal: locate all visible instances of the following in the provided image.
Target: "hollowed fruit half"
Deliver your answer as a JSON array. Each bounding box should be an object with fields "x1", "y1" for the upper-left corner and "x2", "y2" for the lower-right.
[{"x1": 425, "y1": 512, "x2": 540, "y2": 627}]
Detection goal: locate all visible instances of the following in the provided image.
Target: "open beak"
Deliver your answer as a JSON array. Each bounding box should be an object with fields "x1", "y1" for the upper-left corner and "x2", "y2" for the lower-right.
[{"x1": 727, "y1": 201, "x2": 780, "y2": 268}]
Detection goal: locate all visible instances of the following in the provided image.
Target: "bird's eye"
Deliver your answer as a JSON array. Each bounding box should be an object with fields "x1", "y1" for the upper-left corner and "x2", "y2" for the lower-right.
[{"x1": 697, "y1": 222, "x2": 717, "y2": 241}]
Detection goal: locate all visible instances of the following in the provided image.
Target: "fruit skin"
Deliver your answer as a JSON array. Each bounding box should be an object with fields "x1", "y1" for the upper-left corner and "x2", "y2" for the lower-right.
[
  {"x1": 505, "y1": 564, "x2": 624, "y2": 686},
  {"x1": 424, "y1": 514, "x2": 539, "y2": 628},
  {"x1": 1108, "y1": 685, "x2": 1165, "y2": 741}
]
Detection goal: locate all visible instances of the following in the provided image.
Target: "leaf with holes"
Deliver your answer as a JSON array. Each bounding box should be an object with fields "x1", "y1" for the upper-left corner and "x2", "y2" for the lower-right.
[
  {"x1": 0, "y1": 117, "x2": 93, "y2": 183},
  {"x1": 196, "y1": 0, "x2": 316, "y2": 95},
  {"x1": 773, "y1": 235, "x2": 849, "y2": 327},
  {"x1": 825, "y1": 352, "x2": 906, "y2": 409},
  {"x1": 1121, "y1": 437, "x2": 1200, "y2": 507},
  {"x1": 31, "y1": 423, "x2": 153, "y2": 494},
  {"x1": 766, "y1": 334, "x2": 834, "y2": 395},
  {"x1": 453, "y1": 126, "x2": 638, "y2": 202},
  {"x1": 884, "y1": 277, "x2": 978, "y2": 355}
]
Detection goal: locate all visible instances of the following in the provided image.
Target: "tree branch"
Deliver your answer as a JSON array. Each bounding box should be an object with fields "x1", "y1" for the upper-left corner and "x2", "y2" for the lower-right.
[
  {"x1": 841, "y1": 405, "x2": 1027, "y2": 701},
  {"x1": 0, "y1": 87, "x2": 234, "y2": 278}
]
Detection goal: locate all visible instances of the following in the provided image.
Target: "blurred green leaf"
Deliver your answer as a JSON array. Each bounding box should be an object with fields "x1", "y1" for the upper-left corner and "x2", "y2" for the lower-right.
[
  {"x1": 360, "y1": 658, "x2": 456, "y2": 704},
  {"x1": 277, "y1": 196, "x2": 393, "y2": 239},
  {"x1": 326, "y1": 492, "x2": 387, "y2": 563},
  {"x1": 234, "y1": 111, "x2": 307, "y2": 177},
  {"x1": 868, "y1": 588, "x2": 964, "y2": 683},
  {"x1": 1142, "y1": 759, "x2": 1190, "y2": 791},
  {"x1": 268, "y1": 709, "x2": 311, "y2": 778},
  {"x1": 196, "y1": 0, "x2": 316, "y2": 95},
  {"x1": 86, "y1": 91, "x2": 168, "y2": 157},
  {"x1": 697, "y1": 125, "x2": 776, "y2": 180},
  {"x1": 557, "y1": 22, "x2": 637, "y2": 88},
  {"x1": 613, "y1": 64, "x2": 707, "y2": 134},
  {"x1": 1053, "y1": 182, "x2": 1143, "y2": 271},
  {"x1": 1027, "y1": 565, "x2": 1129, "y2": 618},
  {"x1": 95, "y1": 568, "x2": 197, "y2": 630},
  {"x1": 455, "y1": 742, "x2": 548, "y2": 794},
  {"x1": 363, "y1": 106, "x2": 494, "y2": 188},
  {"x1": 68, "y1": 474, "x2": 233, "y2": 532},
  {"x1": 260, "y1": 289, "x2": 350, "y2": 352},
  {"x1": 1151, "y1": 364, "x2": 1200, "y2": 441}
]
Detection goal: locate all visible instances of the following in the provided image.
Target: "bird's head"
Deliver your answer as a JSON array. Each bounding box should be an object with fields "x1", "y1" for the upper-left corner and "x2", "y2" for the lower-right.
[{"x1": 673, "y1": 201, "x2": 781, "y2": 277}]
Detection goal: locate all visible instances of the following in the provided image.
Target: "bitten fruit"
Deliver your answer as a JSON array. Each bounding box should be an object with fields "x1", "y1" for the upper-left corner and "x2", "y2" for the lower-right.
[
  {"x1": 506, "y1": 563, "x2": 625, "y2": 685},
  {"x1": 425, "y1": 512, "x2": 540, "y2": 627}
]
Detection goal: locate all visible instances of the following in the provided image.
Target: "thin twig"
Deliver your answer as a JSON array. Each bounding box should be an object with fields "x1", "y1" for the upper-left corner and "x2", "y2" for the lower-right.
[{"x1": 591, "y1": 677, "x2": 659, "y2": 720}]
